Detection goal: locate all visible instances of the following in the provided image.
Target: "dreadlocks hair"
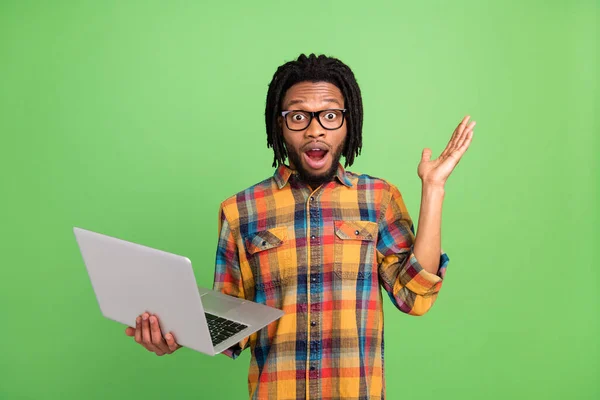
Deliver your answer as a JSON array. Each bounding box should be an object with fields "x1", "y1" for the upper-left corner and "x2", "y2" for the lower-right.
[{"x1": 265, "y1": 53, "x2": 363, "y2": 168}]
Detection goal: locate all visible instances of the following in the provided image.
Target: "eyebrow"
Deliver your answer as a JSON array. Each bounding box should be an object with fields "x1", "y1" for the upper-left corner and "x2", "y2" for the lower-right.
[{"x1": 285, "y1": 98, "x2": 343, "y2": 108}]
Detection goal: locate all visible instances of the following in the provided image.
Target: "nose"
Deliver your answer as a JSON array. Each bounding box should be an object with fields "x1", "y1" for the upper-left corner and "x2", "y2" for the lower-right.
[{"x1": 305, "y1": 115, "x2": 325, "y2": 139}]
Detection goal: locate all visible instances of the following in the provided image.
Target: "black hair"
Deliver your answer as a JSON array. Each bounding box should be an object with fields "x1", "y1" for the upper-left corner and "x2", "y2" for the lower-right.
[{"x1": 265, "y1": 53, "x2": 363, "y2": 168}]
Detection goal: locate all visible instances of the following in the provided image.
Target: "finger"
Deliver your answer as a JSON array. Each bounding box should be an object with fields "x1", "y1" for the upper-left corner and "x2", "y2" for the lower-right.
[
  {"x1": 141, "y1": 313, "x2": 162, "y2": 354},
  {"x1": 125, "y1": 326, "x2": 135, "y2": 337},
  {"x1": 142, "y1": 313, "x2": 152, "y2": 344},
  {"x1": 165, "y1": 333, "x2": 180, "y2": 352},
  {"x1": 451, "y1": 116, "x2": 470, "y2": 146},
  {"x1": 134, "y1": 316, "x2": 142, "y2": 344},
  {"x1": 457, "y1": 129, "x2": 475, "y2": 155},
  {"x1": 440, "y1": 126, "x2": 460, "y2": 158},
  {"x1": 150, "y1": 315, "x2": 170, "y2": 354},
  {"x1": 444, "y1": 121, "x2": 472, "y2": 162},
  {"x1": 450, "y1": 117, "x2": 472, "y2": 151},
  {"x1": 454, "y1": 121, "x2": 475, "y2": 152},
  {"x1": 441, "y1": 116, "x2": 470, "y2": 158},
  {"x1": 448, "y1": 129, "x2": 474, "y2": 163},
  {"x1": 459, "y1": 115, "x2": 471, "y2": 128},
  {"x1": 421, "y1": 148, "x2": 432, "y2": 162}
]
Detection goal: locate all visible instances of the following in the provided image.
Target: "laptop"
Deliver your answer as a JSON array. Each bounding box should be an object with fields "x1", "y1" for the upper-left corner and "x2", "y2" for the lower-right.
[{"x1": 73, "y1": 227, "x2": 284, "y2": 356}]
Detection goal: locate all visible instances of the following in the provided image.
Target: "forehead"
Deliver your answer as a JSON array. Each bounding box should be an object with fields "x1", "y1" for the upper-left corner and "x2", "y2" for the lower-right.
[{"x1": 282, "y1": 81, "x2": 344, "y2": 108}]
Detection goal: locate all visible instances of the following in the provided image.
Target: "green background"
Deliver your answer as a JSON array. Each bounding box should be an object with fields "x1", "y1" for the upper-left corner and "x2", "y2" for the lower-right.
[{"x1": 1, "y1": 0, "x2": 597, "y2": 399}]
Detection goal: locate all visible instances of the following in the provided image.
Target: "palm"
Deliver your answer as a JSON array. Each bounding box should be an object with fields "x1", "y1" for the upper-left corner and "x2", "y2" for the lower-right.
[{"x1": 418, "y1": 115, "x2": 475, "y2": 186}]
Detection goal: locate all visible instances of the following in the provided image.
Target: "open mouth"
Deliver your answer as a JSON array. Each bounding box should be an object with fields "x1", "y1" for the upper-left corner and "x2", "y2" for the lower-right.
[
  {"x1": 302, "y1": 146, "x2": 330, "y2": 170},
  {"x1": 306, "y1": 149, "x2": 328, "y2": 161}
]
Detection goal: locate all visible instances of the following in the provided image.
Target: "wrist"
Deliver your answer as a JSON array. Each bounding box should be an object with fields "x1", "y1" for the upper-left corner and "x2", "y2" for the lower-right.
[{"x1": 421, "y1": 181, "x2": 446, "y2": 194}]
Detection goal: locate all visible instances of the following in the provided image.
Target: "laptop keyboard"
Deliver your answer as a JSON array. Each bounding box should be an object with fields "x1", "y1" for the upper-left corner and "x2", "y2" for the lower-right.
[{"x1": 205, "y1": 313, "x2": 248, "y2": 346}]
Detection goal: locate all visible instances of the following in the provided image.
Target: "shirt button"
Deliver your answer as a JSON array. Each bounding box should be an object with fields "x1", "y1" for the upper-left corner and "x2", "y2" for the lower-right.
[
  {"x1": 355, "y1": 230, "x2": 360, "y2": 235},
  {"x1": 311, "y1": 321, "x2": 316, "y2": 327},
  {"x1": 310, "y1": 197, "x2": 315, "y2": 202},
  {"x1": 311, "y1": 276, "x2": 317, "y2": 283},
  {"x1": 310, "y1": 366, "x2": 316, "y2": 371},
  {"x1": 310, "y1": 235, "x2": 316, "y2": 240}
]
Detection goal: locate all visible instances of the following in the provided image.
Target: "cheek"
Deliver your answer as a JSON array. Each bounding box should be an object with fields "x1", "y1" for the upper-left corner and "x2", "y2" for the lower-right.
[
  {"x1": 282, "y1": 131, "x2": 300, "y2": 149},
  {"x1": 333, "y1": 130, "x2": 348, "y2": 149}
]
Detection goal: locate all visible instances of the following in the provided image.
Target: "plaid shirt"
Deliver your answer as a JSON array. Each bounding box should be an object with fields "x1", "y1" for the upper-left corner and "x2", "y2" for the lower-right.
[{"x1": 213, "y1": 163, "x2": 449, "y2": 400}]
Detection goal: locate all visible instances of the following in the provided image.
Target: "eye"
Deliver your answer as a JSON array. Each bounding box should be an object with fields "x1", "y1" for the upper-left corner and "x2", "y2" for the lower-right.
[
  {"x1": 324, "y1": 112, "x2": 337, "y2": 120},
  {"x1": 292, "y1": 113, "x2": 306, "y2": 121}
]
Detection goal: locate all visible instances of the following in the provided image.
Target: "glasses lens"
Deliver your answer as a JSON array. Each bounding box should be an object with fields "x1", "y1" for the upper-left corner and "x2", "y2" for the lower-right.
[
  {"x1": 286, "y1": 111, "x2": 311, "y2": 130},
  {"x1": 318, "y1": 109, "x2": 344, "y2": 129}
]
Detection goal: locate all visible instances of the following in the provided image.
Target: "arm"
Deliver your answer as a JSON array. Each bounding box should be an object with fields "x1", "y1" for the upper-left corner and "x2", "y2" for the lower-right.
[
  {"x1": 414, "y1": 115, "x2": 475, "y2": 274},
  {"x1": 212, "y1": 204, "x2": 250, "y2": 359},
  {"x1": 413, "y1": 184, "x2": 444, "y2": 274},
  {"x1": 376, "y1": 185, "x2": 448, "y2": 316},
  {"x1": 377, "y1": 115, "x2": 475, "y2": 316}
]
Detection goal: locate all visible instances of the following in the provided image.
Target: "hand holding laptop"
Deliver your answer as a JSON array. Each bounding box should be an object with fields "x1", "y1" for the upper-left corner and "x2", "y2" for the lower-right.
[
  {"x1": 124, "y1": 312, "x2": 181, "y2": 356},
  {"x1": 74, "y1": 227, "x2": 284, "y2": 356}
]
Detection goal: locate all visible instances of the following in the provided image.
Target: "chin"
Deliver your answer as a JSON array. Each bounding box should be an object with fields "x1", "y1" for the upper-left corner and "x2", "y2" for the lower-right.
[{"x1": 302, "y1": 163, "x2": 331, "y2": 176}]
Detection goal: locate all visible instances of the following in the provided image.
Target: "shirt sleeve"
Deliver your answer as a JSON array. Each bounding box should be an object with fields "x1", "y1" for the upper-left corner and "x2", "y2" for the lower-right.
[
  {"x1": 212, "y1": 204, "x2": 250, "y2": 359},
  {"x1": 376, "y1": 184, "x2": 450, "y2": 316}
]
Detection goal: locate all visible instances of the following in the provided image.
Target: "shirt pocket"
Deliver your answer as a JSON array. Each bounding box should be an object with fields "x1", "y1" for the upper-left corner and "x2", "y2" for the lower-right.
[
  {"x1": 333, "y1": 220, "x2": 379, "y2": 280},
  {"x1": 244, "y1": 226, "x2": 293, "y2": 290}
]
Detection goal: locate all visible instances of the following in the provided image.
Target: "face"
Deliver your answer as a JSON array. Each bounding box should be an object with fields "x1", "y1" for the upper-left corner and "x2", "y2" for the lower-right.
[{"x1": 279, "y1": 81, "x2": 347, "y2": 188}]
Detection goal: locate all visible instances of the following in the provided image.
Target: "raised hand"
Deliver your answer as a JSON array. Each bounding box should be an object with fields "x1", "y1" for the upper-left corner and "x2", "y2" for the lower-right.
[
  {"x1": 125, "y1": 312, "x2": 181, "y2": 356},
  {"x1": 418, "y1": 115, "x2": 475, "y2": 187}
]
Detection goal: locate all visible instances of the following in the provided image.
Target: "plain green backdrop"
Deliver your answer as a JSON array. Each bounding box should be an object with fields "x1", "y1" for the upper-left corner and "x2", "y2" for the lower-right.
[{"x1": 1, "y1": 0, "x2": 597, "y2": 399}]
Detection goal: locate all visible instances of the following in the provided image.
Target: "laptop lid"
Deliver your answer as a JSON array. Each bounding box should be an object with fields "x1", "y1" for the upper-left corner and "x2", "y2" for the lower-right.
[{"x1": 73, "y1": 227, "x2": 216, "y2": 355}]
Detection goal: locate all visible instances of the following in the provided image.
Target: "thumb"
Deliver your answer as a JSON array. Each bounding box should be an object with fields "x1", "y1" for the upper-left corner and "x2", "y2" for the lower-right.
[
  {"x1": 421, "y1": 148, "x2": 432, "y2": 162},
  {"x1": 125, "y1": 327, "x2": 135, "y2": 337}
]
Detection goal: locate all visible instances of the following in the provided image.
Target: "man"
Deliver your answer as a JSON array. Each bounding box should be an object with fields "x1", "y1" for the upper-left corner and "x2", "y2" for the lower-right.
[{"x1": 125, "y1": 53, "x2": 475, "y2": 399}]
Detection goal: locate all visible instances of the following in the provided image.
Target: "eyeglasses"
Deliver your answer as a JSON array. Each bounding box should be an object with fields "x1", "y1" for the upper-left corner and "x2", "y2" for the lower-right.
[{"x1": 281, "y1": 109, "x2": 347, "y2": 131}]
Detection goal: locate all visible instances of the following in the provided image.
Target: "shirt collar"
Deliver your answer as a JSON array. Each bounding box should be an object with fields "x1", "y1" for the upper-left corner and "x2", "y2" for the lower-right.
[{"x1": 274, "y1": 163, "x2": 353, "y2": 189}]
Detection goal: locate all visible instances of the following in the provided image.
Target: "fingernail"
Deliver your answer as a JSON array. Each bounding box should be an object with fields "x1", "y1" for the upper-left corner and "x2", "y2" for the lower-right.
[
  {"x1": 136, "y1": 317, "x2": 141, "y2": 324},
  {"x1": 143, "y1": 314, "x2": 148, "y2": 321},
  {"x1": 150, "y1": 316, "x2": 156, "y2": 324}
]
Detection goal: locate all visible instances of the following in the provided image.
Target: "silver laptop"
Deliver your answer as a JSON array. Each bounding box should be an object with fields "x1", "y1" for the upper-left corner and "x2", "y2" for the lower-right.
[{"x1": 73, "y1": 227, "x2": 284, "y2": 356}]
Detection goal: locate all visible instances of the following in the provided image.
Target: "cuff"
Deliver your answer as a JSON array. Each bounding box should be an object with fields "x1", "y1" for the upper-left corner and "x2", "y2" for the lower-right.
[
  {"x1": 399, "y1": 247, "x2": 449, "y2": 296},
  {"x1": 219, "y1": 337, "x2": 249, "y2": 360},
  {"x1": 221, "y1": 345, "x2": 243, "y2": 359}
]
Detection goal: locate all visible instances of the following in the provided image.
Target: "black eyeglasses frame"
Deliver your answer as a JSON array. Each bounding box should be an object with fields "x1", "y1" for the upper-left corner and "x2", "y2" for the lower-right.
[{"x1": 280, "y1": 109, "x2": 348, "y2": 131}]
